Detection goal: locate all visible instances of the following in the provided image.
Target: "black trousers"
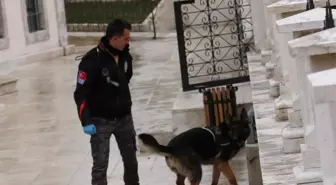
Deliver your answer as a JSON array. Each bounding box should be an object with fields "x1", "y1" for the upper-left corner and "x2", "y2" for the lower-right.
[{"x1": 90, "y1": 114, "x2": 139, "y2": 185}]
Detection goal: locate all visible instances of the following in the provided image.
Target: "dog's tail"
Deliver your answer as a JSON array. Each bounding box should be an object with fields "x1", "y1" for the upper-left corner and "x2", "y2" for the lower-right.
[{"x1": 138, "y1": 133, "x2": 173, "y2": 156}]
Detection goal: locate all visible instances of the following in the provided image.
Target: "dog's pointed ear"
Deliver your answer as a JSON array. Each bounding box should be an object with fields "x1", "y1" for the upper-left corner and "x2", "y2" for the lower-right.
[{"x1": 240, "y1": 107, "x2": 248, "y2": 122}]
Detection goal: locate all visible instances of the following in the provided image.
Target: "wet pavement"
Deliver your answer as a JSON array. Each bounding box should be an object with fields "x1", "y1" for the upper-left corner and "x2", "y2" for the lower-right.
[{"x1": 0, "y1": 33, "x2": 248, "y2": 185}]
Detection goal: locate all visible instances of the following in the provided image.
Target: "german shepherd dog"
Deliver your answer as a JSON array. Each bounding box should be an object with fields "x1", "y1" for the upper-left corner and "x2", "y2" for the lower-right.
[{"x1": 138, "y1": 107, "x2": 251, "y2": 185}]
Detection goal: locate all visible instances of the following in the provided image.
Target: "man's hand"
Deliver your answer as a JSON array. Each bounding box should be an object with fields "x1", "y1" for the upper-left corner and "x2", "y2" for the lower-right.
[{"x1": 83, "y1": 124, "x2": 96, "y2": 135}]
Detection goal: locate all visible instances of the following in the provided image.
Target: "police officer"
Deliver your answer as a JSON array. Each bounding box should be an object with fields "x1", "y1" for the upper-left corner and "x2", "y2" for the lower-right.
[{"x1": 73, "y1": 19, "x2": 139, "y2": 185}]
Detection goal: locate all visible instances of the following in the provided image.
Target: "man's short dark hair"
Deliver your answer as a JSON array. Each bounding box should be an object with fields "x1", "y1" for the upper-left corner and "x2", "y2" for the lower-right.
[{"x1": 105, "y1": 19, "x2": 132, "y2": 39}]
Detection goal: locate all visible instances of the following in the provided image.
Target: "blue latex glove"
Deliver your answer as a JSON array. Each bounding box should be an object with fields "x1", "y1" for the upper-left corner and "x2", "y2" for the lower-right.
[{"x1": 83, "y1": 124, "x2": 96, "y2": 135}]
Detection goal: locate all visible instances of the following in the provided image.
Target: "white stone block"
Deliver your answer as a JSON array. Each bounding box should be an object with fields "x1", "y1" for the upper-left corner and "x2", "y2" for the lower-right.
[
  {"x1": 300, "y1": 144, "x2": 321, "y2": 170},
  {"x1": 269, "y1": 79, "x2": 280, "y2": 97},
  {"x1": 288, "y1": 27, "x2": 336, "y2": 140},
  {"x1": 267, "y1": 0, "x2": 332, "y2": 15},
  {"x1": 304, "y1": 124, "x2": 318, "y2": 149},
  {"x1": 274, "y1": 96, "x2": 292, "y2": 121},
  {"x1": 261, "y1": 49, "x2": 272, "y2": 66},
  {"x1": 288, "y1": 28, "x2": 336, "y2": 57},
  {"x1": 250, "y1": 0, "x2": 267, "y2": 51},
  {"x1": 283, "y1": 137, "x2": 304, "y2": 154},
  {"x1": 293, "y1": 165, "x2": 322, "y2": 184},
  {"x1": 245, "y1": 144, "x2": 263, "y2": 185},
  {"x1": 308, "y1": 68, "x2": 336, "y2": 185},
  {"x1": 276, "y1": 8, "x2": 336, "y2": 33},
  {"x1": 288, "y1": 109, "x2": 303, "y2": 128},
  {"x1": 292, "y1": 93, "x2": 301, "y2": 111},
  {"x1": 64, "y1": 45, "x2": 76, "y2": 56},
  {"x1": 275, "y1": 108, "x2": 289, "y2": 121},
  {"x1": 275, "y1": 8, "x2": 336, "y2": 129},
  {"x1": 282, "y1": 125, "x2": 304, "y2": 153},
  {"x1": 265, "y1": 62, "x2": 276, "y2": 79}
]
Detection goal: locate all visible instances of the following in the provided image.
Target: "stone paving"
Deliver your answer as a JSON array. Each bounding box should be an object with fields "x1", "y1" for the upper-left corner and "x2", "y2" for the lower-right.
[{"x1": 0, "y1": 33, "x2": 249, "y2": 185}]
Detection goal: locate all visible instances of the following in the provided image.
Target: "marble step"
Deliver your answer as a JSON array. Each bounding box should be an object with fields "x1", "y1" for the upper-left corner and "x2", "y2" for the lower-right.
[{"x1": 0, "y1": 75, "x2": 18, "y2": 95}]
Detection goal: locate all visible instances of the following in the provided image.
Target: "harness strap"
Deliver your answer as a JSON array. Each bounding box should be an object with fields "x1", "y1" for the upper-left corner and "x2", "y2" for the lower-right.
[
  {"x1": 201, "y1": 127, "x2": 230, "y2": 146},
  {"x1": 201, "y1": 127, "x2": 216, "y2": 141}
]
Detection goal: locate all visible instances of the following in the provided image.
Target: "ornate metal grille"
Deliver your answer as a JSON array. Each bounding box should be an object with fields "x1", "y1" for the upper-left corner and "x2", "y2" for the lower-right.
[{"x1": 174, "y1": 0, "x2": 255, "y2": 91}]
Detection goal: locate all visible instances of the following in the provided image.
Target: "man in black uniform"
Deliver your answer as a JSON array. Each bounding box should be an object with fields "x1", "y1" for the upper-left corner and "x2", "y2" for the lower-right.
[{"x1": 73, "y1": 19, "x2": 139, "y2": 185}]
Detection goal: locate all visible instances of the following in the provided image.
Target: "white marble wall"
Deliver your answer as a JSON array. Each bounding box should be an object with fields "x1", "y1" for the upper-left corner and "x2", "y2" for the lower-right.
[
  {"x1": 235, "y1": 0, "x2": 336, "y2": 184},
  {"x1": 264, "y1": 1, "x2": 336, "y2": 122},
  {"x1": 308, "y1": 67, "x2": 336, "y2": 185},
  {"x1": 265, "y1": 1, "x2": 312, "y2": 121},
  {"x1": 287, "y1": 26, "x2": 336, "y2": 184},
  {"x1": 0, "y1": 0, "x2": 74, "y2": 75}
]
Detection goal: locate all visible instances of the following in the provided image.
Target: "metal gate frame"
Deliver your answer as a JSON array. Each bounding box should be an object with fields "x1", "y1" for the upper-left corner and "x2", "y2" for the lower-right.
[{"x1": 174, "y1": 0, "x2": 255, "y2": 91}]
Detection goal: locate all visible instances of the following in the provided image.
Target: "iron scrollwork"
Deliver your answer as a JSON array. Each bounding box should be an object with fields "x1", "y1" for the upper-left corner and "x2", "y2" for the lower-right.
[{"x1": 174, "y1": 0, "x2": 255, "y2": 91}]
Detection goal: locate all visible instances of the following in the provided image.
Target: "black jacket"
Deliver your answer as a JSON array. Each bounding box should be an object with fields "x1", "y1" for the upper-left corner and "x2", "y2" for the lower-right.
[{"x1": 74, "y1": 36, "x2": 133, "y2": 126}]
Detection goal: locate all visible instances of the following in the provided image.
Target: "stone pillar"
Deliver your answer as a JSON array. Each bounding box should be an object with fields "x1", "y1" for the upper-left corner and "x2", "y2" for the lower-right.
[
  {"x1": 275, "y1": 7, "x2": 336, "y2": 153},
  {"x1": 265, "y1": 1, "x2": 336, "y2": 122},
  {"x1": 250, "y1": 0, "x2": 267, "y2": 51},
  {"x1": 157, "y1": 0, "x2": 176, "y2": 32},
  {"x1": 54, "y1": 0, "x2": 68, "y2": 47},
  {"x1": 54, "y1": 0, "x2": 75, "y2": 55},
  {"x1": 288, "y1": 27, "x2": 336, "y2": 185},
  {"x1": 266, "y1": 1, "x2": 310, "y2": 121},
  {"x1": 245, "y1": 108, "x2": 263, "y2": 185},
  {"x1": 260, "y1": 0, "x2": 280, "y2": 66},
  {"x1": 308, "y1": 68, "x2": 336, "y2": 185}
]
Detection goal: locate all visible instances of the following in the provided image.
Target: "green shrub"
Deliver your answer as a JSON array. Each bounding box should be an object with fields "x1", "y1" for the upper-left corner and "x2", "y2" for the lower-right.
[{"x1": 65, "y1": 0, "x2": 160, "y2": 24}]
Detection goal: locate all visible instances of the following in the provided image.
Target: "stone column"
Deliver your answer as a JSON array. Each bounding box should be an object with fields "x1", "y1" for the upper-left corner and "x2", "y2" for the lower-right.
[
  {"x1": 308, "y1": 68, "x2": 336, "y2": 185},
  {"x1": 260, "y1": 0, "x2": 281, "y2": 66},
  {"x1": 275, "y1": 7, "x2": 336, "y2": 154},
  {"x1": 266, "y1": 1, "x2": 310, "y2": 121},
  {"x1": 54, "y1": 0, "x2": 68, "y2": 47},
  {"x1": 54, "y1": 0, "x2": 75, "y2": 55},
  {"x1": 288, "y1": 27, "x2": 336, "y2": 185},
  {"x1": 250, "y1": 0, "x2": 270, "y2": 51}
]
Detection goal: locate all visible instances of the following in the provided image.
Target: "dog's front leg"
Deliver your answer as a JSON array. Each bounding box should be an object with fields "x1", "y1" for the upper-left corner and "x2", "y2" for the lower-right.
[
  {"x1": 176, "y1": 173, "x2": 186, "y2": 185},
  {"x1": 211, "y1": 162, "x2": 221, "y2": 185},
  {"x1": 218, "y1": 161, "x2": 237, "y2": 185}
]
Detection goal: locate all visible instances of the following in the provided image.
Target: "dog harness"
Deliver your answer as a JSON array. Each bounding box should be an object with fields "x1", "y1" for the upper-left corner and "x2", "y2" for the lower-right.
[{"x1": 201, "y1": 127, "x2": 230, "y2": 146}]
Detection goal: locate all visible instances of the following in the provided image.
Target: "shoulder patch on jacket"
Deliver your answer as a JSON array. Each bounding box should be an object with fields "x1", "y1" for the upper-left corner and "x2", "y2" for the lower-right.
[{"x1": 78, "y1": 71, "x2": 87, "y2": 85}]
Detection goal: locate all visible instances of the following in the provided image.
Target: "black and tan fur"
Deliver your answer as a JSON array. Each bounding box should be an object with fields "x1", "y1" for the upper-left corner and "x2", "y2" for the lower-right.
[{"x1": 138, "y1": 108, "x2": 251, "y2": 185}]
